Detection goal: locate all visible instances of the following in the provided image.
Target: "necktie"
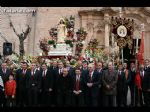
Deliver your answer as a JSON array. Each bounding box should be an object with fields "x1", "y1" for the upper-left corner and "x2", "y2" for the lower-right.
[
  {"x1": 43, "y1": 70, "x2": 46, "y2": 78},
  {"x1": 76, "y1": 76, "x2": 80, "y2": 91},
  {"x1": 89, "y1": 72, "x2": 92, "y2": 82}
]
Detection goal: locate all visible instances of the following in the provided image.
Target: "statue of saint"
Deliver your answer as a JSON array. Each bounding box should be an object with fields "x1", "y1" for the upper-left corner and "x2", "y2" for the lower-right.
[{"x1": 57, "y1": 18, "x2": 67, "y2": 43}]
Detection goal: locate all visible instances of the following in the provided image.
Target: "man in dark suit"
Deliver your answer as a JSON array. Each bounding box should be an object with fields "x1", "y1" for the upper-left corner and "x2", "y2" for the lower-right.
[
  {"x1": 49, "y1": 60, "x2": 58, "y2": 106},
  {"x1": 102, "y1": 61, "x2": 118, "y2": 107},
  {"x1": 72, "y1": 68, "x2": 85, "y2": 106},
  {"x1": 40, "y1": 63, "x2": 54, "y2": 107},
  {"x1": 84, "y1": 64, "x2": 100, "y2": 107},
  {"x1": 0, "y1": 62, "x2": 11, "y2": 84},
  {"x1": 0, "y1": 62, "x2": 11, "y2": 107},
  {"x1": 123, "y1": 62, "x2": 131, "y2": 106},
  {"x1": 116, "y1": 63, "x2": 126, "y2": 107},
  {"x1": 143, "y1": 59, "x2": 150, "y2": 106},
  {"x1": 16, "y1": 62, "x2": 30, "y2": 107},
  {"x1": 56, "y1": 68, "x2": 73, "y2": 106},
  {"x1": 27, "y1": 62, "x2": 41, "y2": 106},
  {"x1": 128, "y1": 62, "x2": 136, "y2": 107},
  {"x1": 95, "y1": 61, "x2": 103, "y2": 107}
]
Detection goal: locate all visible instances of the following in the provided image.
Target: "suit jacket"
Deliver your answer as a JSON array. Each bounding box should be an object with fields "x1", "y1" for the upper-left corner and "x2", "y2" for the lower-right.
[
  {"x1": 84, "y1": 70, "x2": 100, "y2": 97},
  {"x1": 0, "y1": 68, "x2": 11, "y2": 84},
  {"x1": 95, "y1": 68, "x2": 103, "y2": 88},
  {"x1": 41, "y1": 69, "x2": 54, "y2": 91},
  {"x1": 128, "y1": 68, "x2": 136, "y2": 85},
  {"x1": 15, "y1": 68, "x2": 30, "y2": 89},
  {"x1": 72, "y1": 75, "x2": 85, "y2": 92},
  {"x1": 117, "y1": 70, "x2": 126, "y2": 91},
  {"x1": 57, "y1": 74, "x2": 73, "y2": 94},
  {"x1": 27, "y1": 69, "x2": 41, "y2": 89},
  {"x1": 141, "y1": 70, "x2": 150, "y2": 91},
  {"x1": 102, "y1": 69, "x2": 118, "y2": 95}
]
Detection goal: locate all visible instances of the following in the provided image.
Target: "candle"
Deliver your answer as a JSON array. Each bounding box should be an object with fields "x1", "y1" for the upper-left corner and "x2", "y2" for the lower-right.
[{"x1": 136, "y1": 38, "x2": 138, "y2": 53}]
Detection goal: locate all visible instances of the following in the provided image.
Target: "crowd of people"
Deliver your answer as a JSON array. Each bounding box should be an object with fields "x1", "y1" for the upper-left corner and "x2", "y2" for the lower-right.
[{"x1": 0, "y1": 58, "x2": 150, "y2": 107}]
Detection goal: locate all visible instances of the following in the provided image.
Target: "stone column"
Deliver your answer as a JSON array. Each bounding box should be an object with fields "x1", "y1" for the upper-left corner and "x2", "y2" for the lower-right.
[{"x1": 104, "y1": 13, "x2": 110, "y2": 48}]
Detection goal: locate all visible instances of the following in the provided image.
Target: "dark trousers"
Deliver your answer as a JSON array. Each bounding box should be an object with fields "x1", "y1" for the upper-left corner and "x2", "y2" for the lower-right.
[
  {"x1": 135, "y1": 87, "x2": 143, "y2": 106},
  {"x1": 18, "y1": 87, "x2": 28, "y2": 107},
  {"x1": 98, "y1": 88, "x2": 103, "y2": 107},
  {"x1": 6, "y1": 96, "x2": 15, "y2": 107},
  {"x1": 117, "y1": 89, "x2": 125, "y2": 107},
  {"x1": 0, "y1": 89, "x2": 5, "y2": 107},
  {"x1": 143, "y1": 91, "x2": 150, "y2": 106},
  {"x1": 129, "y1": 84, "x2": 135, "y2": 106},
  {"x1": 41, "y1": 90, "x2": 52, "y2": 106},
  {"x1": 57, "y1": 91, "x2": 71, "y2": 106},
  {"x1": 72, "y1": 92, "x2": 85, "y2": 106},
  {"x1": 103, "y1": 94, "x2": 116, "y2": 107},
  {"x1": 85, "y1": 89, "x2": 99, "y2": 107},
  {"x1": 124, "y1": 85, "x2": 129, "y2": 106},
  {"x1": 28, "y1": 86, "x2": 38, "y2": 106}
]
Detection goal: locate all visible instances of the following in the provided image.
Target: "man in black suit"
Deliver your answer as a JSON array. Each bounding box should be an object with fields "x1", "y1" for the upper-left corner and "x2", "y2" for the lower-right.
[
  {"x1": 116, "y1": 64, "x2": 126, "y2": 107},
  {"x1": 143, "y1": 59, "x2": 150, "y2": 106},
  {"x1": 0, "y1": 62, "x2": 11, "y2": 84},
  {"x1": 128, "y1": 62, "x2": 136, "y2": 107},
  {"x1": 84, "y1": 64, "x2": 100, "y2": 107},
  {"x1": 16, "y1": 62, "x2": 30, "y2": 107},
  {"x1": 72, "y1": 68, "x2": 85, "y2": 106},
  {"x1": 95, "y1": 62, "x2": 103, "y2": 107},
  {"x1": 102, "y1": 61, "x2": 118, "y2": 107},
  {"x1": 40, "y1": 63, "x2": 54, "y2": 107},
  {"x1": 0, "y1": 62, "x2": 11, "y2": 107},
  {"x1": 56, "y1": 68, "x2": 73, "y2": 106},
  {"x1": 27, "y1": 62, "x2": 41, "y2": 106},
  {"x1": 123, "y1": 62, "x2": 131, "y2": 106},
  {"x1": 49, "y1": 60, "x2": 58, "y2": 106}
]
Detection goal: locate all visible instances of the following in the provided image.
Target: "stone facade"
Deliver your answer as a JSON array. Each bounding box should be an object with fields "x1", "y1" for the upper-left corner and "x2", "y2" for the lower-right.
[{"x1": 0, "y1": 7, "x2": 150, "y2": 60}]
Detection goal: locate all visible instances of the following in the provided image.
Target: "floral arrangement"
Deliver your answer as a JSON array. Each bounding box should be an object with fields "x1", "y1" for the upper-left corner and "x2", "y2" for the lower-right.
[
  {"x1": 75, "y1": 28, "x2": 87, "y2": 55},
  {"x1": 85, "y1": 39, "x2": 110, "y2": 65},
  {"x1": 48, "y1": 40, "x2": 56, "y2": 48},
  {"x1": 88, "y1": 39, "x2": 99, "y2": 48}
]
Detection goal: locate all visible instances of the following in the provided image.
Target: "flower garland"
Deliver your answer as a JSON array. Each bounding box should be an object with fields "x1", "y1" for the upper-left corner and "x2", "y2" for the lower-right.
[{"x1": 75, "y1": 28, "x2": 87, "y2": 55}]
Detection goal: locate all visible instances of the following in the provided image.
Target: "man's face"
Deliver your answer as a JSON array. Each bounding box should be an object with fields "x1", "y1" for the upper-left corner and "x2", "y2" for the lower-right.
[
  {"x1": 108, "y1": 62, "x2": 113, "y2": 70},
  {"x1": 82, "y1": 63, "x2": 88, "y2": 68},
  {"x1": 22, "y1": 63, "x2": 27, "y2": 69},
  {"x1": 118, "y1": 65, "x2": 123, "y2": 70},
  {"x1": 58, "y1": 62, "x2": 63, "y2": 68},
  {"x1": 63, "y1": 68, "x2": 68, "y2": 76},
  {"x1": 97, "y1": 62, "x2": 102, "y2": 69},
  {"x1": 88, "y1": 66, "x2": 93, "y2": 72},
  {"x1": 145, "y1": 60, "x2": 149, "y2": 67},
  {"x1": 75, "y1": 70, "x2": 81, "y2": 75},
  {"x1": 123, "y1": 63, "x2": 127, "y2": 69},
  {"x1": 42, "y1": 64, "x2": 47, "y2": 70},
  {"x1": 77, "y1": 61, "x2": 82, "y2": 67},
  {"x1": 53, "y1": 61, "x2": 57, "y2": 67},
  {"x1": 31, "y1": 63, "x2": 36, "y2": 70},
  {"x1": 2, "y1": 63, "x2": 7, "y2": 69},
  {"x1": 66, "y1": 61, "x2": 70, "y2": 67},
  {"x1": 130, "y1": 63, "x2": 135, "y2": 68}
]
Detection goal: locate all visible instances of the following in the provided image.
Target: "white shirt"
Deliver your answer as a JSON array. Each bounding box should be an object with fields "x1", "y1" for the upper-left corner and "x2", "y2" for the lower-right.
[{"x1": 43, "y1": 69, "x2": 47, "y2": 77}]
